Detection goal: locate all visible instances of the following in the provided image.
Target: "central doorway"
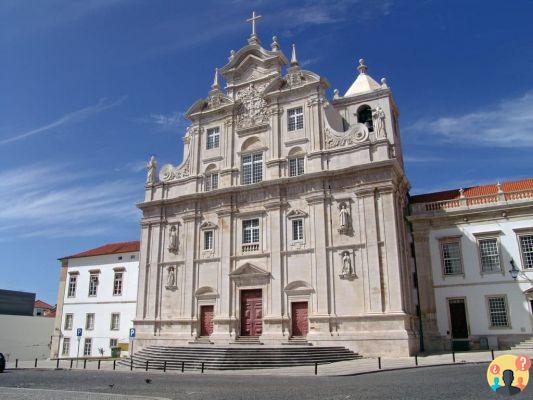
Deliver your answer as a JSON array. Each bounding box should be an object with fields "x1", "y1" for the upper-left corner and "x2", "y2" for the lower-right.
[
  {"x1": 240, "y1": 289, "x2": 262, "y2": 336},
  {"x1": 200, "y1": 305, "x2": 214, "y2": 337},
  {"x1": 291, "y1": 302, "x2": 309, "y2": 337},
  {"x1": 448, "y1": 298, "x2": 469, "y2": 351}
]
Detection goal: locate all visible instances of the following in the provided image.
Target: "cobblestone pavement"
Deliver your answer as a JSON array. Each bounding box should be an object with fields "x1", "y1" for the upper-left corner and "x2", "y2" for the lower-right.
[{"x1": 1, "y1": 363, "x2": 528, "y2": 399}]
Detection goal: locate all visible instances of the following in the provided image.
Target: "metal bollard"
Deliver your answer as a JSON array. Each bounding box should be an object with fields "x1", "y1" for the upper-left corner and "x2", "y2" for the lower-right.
[
  {"x1": 15, "y1": 359, "x2": 18, "y2": 369},
  {"x1": 491, "y1": 349, "x2": 495, "y2": 360},
  {"x1": 70, "y1": 359, "x2": 73, "y2": 369},
  {"x1": 314, "y1": 362, "x2": 318, "y2": 375},
  {"x1": 181, "y1": 361, "x2": 184, "y2": 373},
  {"x1": 130, "y1": 357, "x2": 133, "y2": 371},
  {"x1": 201, "y1": 362, "x2": 204, "y2": 374},
  {"x1": 415, "y1": 355, "x2": 418, "y2": 366},
  {"x1": 378, "y1": 357, "x2": 382, "y2": 370},
  {"x1": 83, "y1": 359, "x2": 87, "y2": 369},
  {"x1": 145, "y1": 360, "x2": 149, "y2": 371},
  {"x1": 113, "y1": 360, "x2": 116, "y2": 370},
  {"x1": 98, "y1": 360, "x2": 101, "y2": 370},
  {"x1": 452, "y1": 351, "x2": 456, "y2": 363},
  {"x1": 56, "y1": 358, "x2": 60, "y2": 369},
  {"x1": 163, "y1": 361, "x2": 167, "y2": 372},
  {"x1": 34, "y1": 358, "x2": 38, "y2": 368}
]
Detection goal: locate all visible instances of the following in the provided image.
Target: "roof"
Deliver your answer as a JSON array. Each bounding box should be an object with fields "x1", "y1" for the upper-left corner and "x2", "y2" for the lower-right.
[
  {"x1": 344, "y1": 58, "x2": 382, "y2": 97},
  {"x1": 61, "y1": 241, "x2": 140, "y2": 260},
  {"x1": 411, "y1": 178, "x2": 533, "y2": 204},
  {"x1": 34, "y1": 300, "x2": 53, "y2": 309}
]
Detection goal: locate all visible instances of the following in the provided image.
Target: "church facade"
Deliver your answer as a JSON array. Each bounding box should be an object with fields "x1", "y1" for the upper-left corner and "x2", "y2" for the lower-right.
[{"x1": 134, "y1": 19, "x2": 419, "y2": 356}]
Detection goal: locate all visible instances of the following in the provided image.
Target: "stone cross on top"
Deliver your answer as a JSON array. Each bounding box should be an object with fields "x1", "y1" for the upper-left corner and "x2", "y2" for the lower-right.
[{"x1": 246, "y1": 11, "x2": 262, "y2": 43}]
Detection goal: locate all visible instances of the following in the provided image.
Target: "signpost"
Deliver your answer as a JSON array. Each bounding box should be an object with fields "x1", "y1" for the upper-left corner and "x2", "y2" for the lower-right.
[
  {"x1": 76, "y1": 328, "x2": 82, "y2": 367},
  {"x1": 129, "y1": 328, "x2": 136, "y2": 356}
]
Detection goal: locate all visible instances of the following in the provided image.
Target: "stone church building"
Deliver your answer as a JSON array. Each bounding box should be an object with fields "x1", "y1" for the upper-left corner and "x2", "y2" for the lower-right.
[{"x1": 135, "y1": 18, "x2": 418, "y2": 356}]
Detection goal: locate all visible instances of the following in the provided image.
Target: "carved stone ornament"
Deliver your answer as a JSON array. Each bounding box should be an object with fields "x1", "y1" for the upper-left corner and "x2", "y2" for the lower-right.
[
  {"x1": 338, "y1": 203, "x2": 352, "y2": 234},
  {"x1": 146, "y1": 156, "x2": 157, "y2": 185},
  {"x1": 339, "y1": 250, "x2": 357, "y2": 280},
  {"x1": 372, "y1": 106, "x2": 386, "y2": 139},
  {"x1": 168, "y1": 225, "x2": 179, "y2": 254},
  {"x1": 325, "y1": 123, "x2": 369, "y2": 149},
  {"x1": 159, "y1": 158, "x2": 191, "y2": 182},
  {"x1": 235, "y1": 82, "x2": 270, "y2": 129},
  {"x1": 165, "y1": 266, "x2": 177, "y2": 290},
  {"x1": 287, "y1": 209, "x2": 308, "y2": 219},
  {"x1": 285, "y1": 70, "x2": 304, "y2": 88}
]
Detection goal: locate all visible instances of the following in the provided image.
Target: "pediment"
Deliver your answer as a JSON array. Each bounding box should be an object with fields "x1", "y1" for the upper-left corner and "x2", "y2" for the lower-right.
[
  {"x1": 230, "y1": 262, "x2": 270, "y2": 277},
  {"x1": 284, "y1": 280, "x2": 314, "y2": 294},
  {"x1": 287, "y1": 209, "x2": 308, "y2": 219},
  {"x1": 195, "y1": 286, "x2": 219, "y2": 299},
  {"x1": 200, "y1": 221, "x2": 218, "y2": 230}
]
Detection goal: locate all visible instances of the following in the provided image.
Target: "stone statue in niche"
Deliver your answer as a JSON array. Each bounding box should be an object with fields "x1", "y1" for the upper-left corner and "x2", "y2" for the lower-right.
[
  {"x1": 340, "y1": 251, "x2": 357, "y2": 280},
  {"x1": 166, "y1": 266, "x2": 177, "y2": 289},
  {"x1": 168, "y1": 225, "x2": 178, "y2": 253},
  {"x1": 146, "y1": 156, "x2": 157, "y2": 185},
  {"x1": 338, "y1": 203, "x2": 351, "y2": 234},
  {"x1": 372, "y1": 106, "x2": 386, "y2": 139}
]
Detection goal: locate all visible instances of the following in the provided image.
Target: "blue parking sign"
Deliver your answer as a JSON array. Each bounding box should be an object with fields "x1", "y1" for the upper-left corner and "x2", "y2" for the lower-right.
[
  {"x1": 129, "y1": 328, "x2": 136, "y2": 338},
  {"x1": 76, "y1": 328, "x2": 83, "y2": 337}
]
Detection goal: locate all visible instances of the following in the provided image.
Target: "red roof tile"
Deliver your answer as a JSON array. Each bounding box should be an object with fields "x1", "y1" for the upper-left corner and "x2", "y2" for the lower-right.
[
  {"x1": 34, "y1": 300, "x2": 53, "y2": 309},
  {"x1": 411, "y1": 178, "x2": 533, "y2": 204},
  {"x1": 61, "y1": 241, "x2": 140, "y2": 260}
]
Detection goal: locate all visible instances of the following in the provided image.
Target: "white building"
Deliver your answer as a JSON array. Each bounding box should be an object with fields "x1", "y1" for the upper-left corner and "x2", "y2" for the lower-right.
[
  {"x1": 409, "y1": 179, "x2": 533, "y2": 351},
  {"x1": 134, "y1": 15, "x2": 418, "y2": 357},
  {"x1": 50, "y1": 241, "x2": 139, "y2": 358}
]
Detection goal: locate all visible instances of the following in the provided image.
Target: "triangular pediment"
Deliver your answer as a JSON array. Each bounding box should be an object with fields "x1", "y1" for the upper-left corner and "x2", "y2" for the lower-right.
[
  {"x1": 287, "y1": 209, "x2": 308, "y2": 219},
  {"x1": 200, "y1": 221, "x2": 218, "y2": 230},
  {"x1": 230, "y1": 262, "x2": 270, "y2": 277}
]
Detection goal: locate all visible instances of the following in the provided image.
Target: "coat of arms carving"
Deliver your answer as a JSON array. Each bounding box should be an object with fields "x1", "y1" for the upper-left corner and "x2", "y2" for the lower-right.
[{"x1": 235, "y1": 83, "x2": 270, "y2": 129}]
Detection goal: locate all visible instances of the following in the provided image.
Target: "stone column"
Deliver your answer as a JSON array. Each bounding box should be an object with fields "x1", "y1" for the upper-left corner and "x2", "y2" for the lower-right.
[
  {"x1": 181, "y1": 213, "x2": 199, "y2": 337},
  {"x1": 135, "y1": 222, "x2": 151, "y2": 321},
  {"x1": 145, "y1": 223, "x2": 163, "y2": 322},
  {"x1": 50, "y1": 259, "x2": 68, "y2": 358}
]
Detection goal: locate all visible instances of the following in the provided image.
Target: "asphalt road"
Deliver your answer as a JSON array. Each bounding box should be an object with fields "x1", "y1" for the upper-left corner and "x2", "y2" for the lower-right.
[{"x1": 0, "y1": 364, "x2": 529, "y2": 399}]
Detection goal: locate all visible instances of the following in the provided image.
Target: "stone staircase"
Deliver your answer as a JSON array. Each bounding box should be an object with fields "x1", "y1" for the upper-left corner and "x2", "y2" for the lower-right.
[
  {"x1": 511, "y1": 337, "x2": 533, "y2": 350},
  {"x1": 119, "y1": 345, "x2": 361, "y2": 370}
]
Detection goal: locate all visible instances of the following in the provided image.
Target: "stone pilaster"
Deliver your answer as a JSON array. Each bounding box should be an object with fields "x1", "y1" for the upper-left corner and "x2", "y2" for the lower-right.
[{"x1": 50, "y1": 259, "x2": 68, "y2": 358}]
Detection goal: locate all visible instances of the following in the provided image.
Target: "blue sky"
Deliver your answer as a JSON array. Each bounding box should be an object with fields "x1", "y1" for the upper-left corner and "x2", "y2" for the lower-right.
[{"x1": 1, "y1": 0, "x2": 532, "y2": 304}]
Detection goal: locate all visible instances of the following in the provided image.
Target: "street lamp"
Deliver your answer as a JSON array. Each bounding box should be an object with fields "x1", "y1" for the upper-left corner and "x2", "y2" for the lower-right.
[{"x1": 509, "y1": 259, "x2": 520, "y2": 280}]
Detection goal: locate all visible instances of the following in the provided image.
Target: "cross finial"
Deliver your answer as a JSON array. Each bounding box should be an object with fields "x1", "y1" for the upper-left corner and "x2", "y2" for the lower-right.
[{"x1": 246, "y1": 11, "x2": 262, "y2": 41}]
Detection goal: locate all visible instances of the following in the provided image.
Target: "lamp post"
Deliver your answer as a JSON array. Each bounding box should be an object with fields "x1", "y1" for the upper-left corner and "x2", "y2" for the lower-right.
[{"x1": 509, "y1": 259, "x2": 520, "y2": 280}]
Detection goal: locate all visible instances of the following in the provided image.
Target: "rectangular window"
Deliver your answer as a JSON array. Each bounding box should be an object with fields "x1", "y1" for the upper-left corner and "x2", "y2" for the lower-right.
[
  {"x1": 488, "y1": 296, "x2": 510, "y2": 327},
  {"x1": 64, "y1": 313, "x2": 73, "y2": 330},
  {"x1": 287, "y1": 107, "x2": 304, "y2": 131},
  {"x1": 205, "y1": 173, "x2": 219, "y2": 191},
  {"x1": 62, "y1": 338, "x2": 70, "y2": 356},
  {"x1": 67, "y1": 275, "x2": 77, "y2": 298},
  {"x1": 109, "y1": 338, "x2": 118, "y2": 348},
  {"x1": 289, "y1": 157, "x2": 304, "y2": 177},
  {"x1": 85, "y1": 313, "x2": 95, "y2": 330},
  {"x1": 479, "y1": 238, "x2": 501, "y2": 273},
  {"x1": 243, "y1": 219, "x2": 260, "y2": 244},
  {"x1": 204, "y1": 230, "x2": 214, "y2": 250},
  {"x1": 110, "y1": 313, "x2": 120, "y2": 330},
  {"x1": 242, "y1": 153, "x2": 263, "y2": 185},
  {"x1": 113, "y1": 272, "x2": 123, "y2": 296},
  {"x1": 83, "y1": 338, "x2": 92, "y2": 356},
  {"x1": 88, "y1": 274, "x2": 99, "y2": 297},
  {"x1": 292, "y1": 219, "x2": 304, "y2": 241},
  {"x1": 206, "y1": 127, "x2": 220, "y2": 149},
  {"x1": 440, "y1": 240, "x2": 463, "y2": 275},
  {"x1": 519, "y1": 234, "x2": 533, "y2": 269}
]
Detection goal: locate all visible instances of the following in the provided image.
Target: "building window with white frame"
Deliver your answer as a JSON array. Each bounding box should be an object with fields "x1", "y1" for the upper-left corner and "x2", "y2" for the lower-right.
[
  {"x1": 62, "y1": 338, "x2": 70, "y2": 356},
  {"x1": 113, "y1": 271, "x2": 123, "y2": 296},
  {"x1": 241, "y1": 152, "x2": 263, "y2": 185},
  {"x1": 85, "y1": 313, "x2": 95, "y2": 330},
  {"x1": 287, "y1": 107, "x2": 304, "y2": 131},
  {"x1": 64, "y1": 313, "x2": 73, "y2": 330},
  {"x1": 292, "y1": 219, "x2": 304, "y2": 242},
  {"x1": 478, "y1": 238, "x2": 501, "y2": 273},
  {"x1": 243, "y1": 219, "x2": 260, "y2": 244},
  {"x1": 109, "y1": 338, "x2": 118, "y2": 348},
  {"x1": 206, "y1": 127, "x2": 220, "y2": 149},
  {"x1": 83, "y1": 338, "x2": 92, "y2": 356},
  {"x1": 67, "y1": 274, "x2": 77, "y2": 297},
  {"x1": 289, "y1": 156, "x2": 304, "y2": 177},
  {"x1": 518, "y1": 234, "x2": 533, "y2": 269},
  {"x1": 487, "y1": 296, "x2": 510, "y2": 327},
  {"x1": 204, "y1": 230, "x2": 214, "y2": 251},
  {"x1": 440, "y1": 239, "x2": 463, "y2": 275},
  {"x1": 88, "y1": 274, "x2": 99, "y2": 297},
  {"x1": 110, "y1": 313, "x2": 120, "y2": 330},
  {"x1": 205, "y1": 173, "x2": 219, "y2": 191}
]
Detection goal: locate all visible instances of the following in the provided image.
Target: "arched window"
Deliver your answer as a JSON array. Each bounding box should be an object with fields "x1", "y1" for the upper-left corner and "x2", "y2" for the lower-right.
[
  {"x1": 357, "y1": 105, "x2": 373, "y2": 132},
  {"x1": 240, "y1": 137, "x2": 264, "y2": 185},
  {"x1": 204, "y1": 164, "x2": 218, "y2": 192},
  {"x1": 288, "y1": 147, "x2": 305, "y2": 177}
]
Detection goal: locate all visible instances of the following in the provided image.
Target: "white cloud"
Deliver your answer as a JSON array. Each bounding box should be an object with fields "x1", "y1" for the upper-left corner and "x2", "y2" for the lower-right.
[
  {"x1": 0, "y1": 96, "x2": 127, "y2": 146},
  {"x1": 403, "y1": 155, "x2": 443, "y2": 163},
  {"x1": 408, "y1": 91, "x2": 533, "y2": 148},
  {"x1": 149, "y1": 111, "x2": 184, "y2": 128},
  {"x1": 0, "y1": 163, "x2": 140, "y2": 240}
]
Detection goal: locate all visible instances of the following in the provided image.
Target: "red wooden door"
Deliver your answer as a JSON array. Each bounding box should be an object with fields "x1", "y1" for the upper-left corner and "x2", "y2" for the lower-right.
[
  {"x1": 241, "y1": 289, "x2": 262, "y2": 336},
  {"x1": 200, "y1": 305, "x2": 214, "y2": 336},
  {"x1": 291, "y1": 302, "x2": 309, "y2": 337}
]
